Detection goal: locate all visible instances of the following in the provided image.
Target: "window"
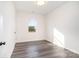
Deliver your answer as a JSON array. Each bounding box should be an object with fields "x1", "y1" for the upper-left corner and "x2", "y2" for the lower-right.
[
  {"x1": 28, "y1": 26, "x2": 36, "y2": 32},
  {"x1": 28, "y1": 17, "x2": 37, "y2": 32}
]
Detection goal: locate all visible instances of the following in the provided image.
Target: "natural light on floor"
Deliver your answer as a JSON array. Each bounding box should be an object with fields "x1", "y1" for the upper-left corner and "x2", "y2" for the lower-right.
[{"x1": 53, "y1": 28, "x2": 64, "y2": 48}]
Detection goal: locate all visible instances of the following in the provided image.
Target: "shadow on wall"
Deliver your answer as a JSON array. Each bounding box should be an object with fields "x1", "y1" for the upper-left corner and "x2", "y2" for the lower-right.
[{"x1": 53, "y1": 28, "x2": 64, "y2": 48}]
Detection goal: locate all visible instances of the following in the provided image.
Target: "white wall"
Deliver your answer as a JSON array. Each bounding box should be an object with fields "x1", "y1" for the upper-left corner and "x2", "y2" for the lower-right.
[
  {"x1": 46, "y1": 2, "x2": 79, "y2": 54},
  {"x1": 0, "y1": 2, "x2": 16, "y2": 57},
  {"x1": 16, "y1": 11, "x2": 46, "y2": 42}
]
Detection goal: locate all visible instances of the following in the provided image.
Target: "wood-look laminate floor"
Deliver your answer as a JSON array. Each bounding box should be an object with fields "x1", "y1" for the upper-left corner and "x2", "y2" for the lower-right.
[{"x1": 11, "y1": 40, "x2": 79, "y2": 58}]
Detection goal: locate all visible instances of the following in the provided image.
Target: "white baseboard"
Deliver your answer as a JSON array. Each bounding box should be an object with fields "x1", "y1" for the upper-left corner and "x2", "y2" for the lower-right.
[
  {"x1": 16, "y1": 39, "x2": 46, "y2": 43},
  {"x1": 65, "y1": 48, "x2": 79, "y2": 55}
]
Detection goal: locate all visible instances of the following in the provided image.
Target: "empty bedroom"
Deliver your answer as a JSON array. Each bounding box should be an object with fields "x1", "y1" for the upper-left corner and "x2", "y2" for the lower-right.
[{"x1": 0, "y1": 0, "x2": 79, "y2": 58}]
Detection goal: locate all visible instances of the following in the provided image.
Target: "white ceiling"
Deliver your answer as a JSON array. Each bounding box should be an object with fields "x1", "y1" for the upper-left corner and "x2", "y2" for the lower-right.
[{"x1": 14, "y1": 1, "x2": 66, "y2": 15}]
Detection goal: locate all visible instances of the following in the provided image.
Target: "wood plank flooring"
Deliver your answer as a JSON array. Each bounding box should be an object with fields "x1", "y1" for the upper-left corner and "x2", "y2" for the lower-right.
[{"x1": 11, "y1": 40, "x2": 79, "y2": 58}]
